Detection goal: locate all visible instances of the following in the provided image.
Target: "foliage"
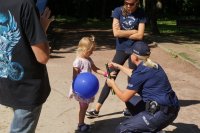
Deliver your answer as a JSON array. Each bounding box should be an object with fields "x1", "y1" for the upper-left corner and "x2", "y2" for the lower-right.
[
  {"x1": 47, "y1": 0, "x2": 200, "y2": 34},
  {"x1": 54, "y1": 17, "x2": 112, "y2": 29},
  {"x1": 47, "y1": 0, "x2": 123, "y2": 19},
  {"x1": 47, "y1": 0, "x2": 199, "y2": 19},
  {"x1": 54, "y1": 17, "x2": 200, "y2": 34},
  {"x1": 152, "y1": 20, "x2": 200, "y2": 34}
]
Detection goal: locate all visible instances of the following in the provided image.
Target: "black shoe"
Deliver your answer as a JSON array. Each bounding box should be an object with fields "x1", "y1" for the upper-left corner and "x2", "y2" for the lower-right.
[
  {"x1": 86, "y1": 110, "x2": 99, "y2": 118},
  {"x1": 76, "y1": 124, "x2": 91, "y2": 133}
]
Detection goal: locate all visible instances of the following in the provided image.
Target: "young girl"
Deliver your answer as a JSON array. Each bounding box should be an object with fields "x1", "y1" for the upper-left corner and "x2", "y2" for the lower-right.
[{"x1": 69, "y1": 35, "x2": 107, "y2": 132}]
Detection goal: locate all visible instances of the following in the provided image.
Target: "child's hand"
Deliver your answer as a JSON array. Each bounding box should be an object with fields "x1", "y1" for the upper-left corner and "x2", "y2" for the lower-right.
[
  {"x1": 67, "y1": 86, "x2": 74, "y2": 99},
  {"x1": 67, "y1": 93, "x2": 74, "y2": 99}
]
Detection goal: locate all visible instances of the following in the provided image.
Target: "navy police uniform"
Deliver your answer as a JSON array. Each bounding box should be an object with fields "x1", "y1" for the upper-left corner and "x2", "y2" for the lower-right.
[{"x1": 116, "y1": 62, "x2": 180, "y2": 133}]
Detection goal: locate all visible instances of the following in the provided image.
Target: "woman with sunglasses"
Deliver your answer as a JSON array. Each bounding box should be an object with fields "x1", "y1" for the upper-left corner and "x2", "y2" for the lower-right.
[{"x1": 86, "y1": 0, "x2": 147, "y2": 118}]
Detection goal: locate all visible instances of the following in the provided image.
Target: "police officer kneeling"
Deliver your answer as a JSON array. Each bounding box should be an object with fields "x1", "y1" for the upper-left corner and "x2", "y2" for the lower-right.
[{"x1": 106, "y1": 41, "x2": 180, "y2": 133}]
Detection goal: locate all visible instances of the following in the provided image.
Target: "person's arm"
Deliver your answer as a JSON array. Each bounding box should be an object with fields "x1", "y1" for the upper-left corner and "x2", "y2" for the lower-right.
[
  {"x1": 73, "y1": 67, "x2": 79, "y2": 80},
  {"x1": 128, "y1": 23, "x2": 145, "y2": 40},
  {"x1": 32, "y1": 8, "x2": 55, "y2": 64},
  {"x1": 68, "y1": 67, "x2": 79, "y2": 99},
  {"x1": 112, "y1": 18, "x2": 137, "y2": 38},
  {"x1": 22, "y1": 2, "x2": 53, "y2": 64},
  {"x1": 91, "y1": 64, "x2": 107, "y2": 77},
  {"x1": 106, "y1": 78, "x2": 137, "y2": 102},
  {"x1": 31, "y1": 42, "x2": 50, "y2": 64},
  {"x1": 109, "y1": 62, "x2": 133, "y2": 77},
  {"x1": 31, "y1": 8, "x2": 53, "y2": 64}
]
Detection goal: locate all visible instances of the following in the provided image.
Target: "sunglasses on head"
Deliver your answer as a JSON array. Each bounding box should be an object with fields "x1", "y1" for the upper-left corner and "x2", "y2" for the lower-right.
[{"x1": 124, "y1": 1, "x2": 137, "y2": 6}]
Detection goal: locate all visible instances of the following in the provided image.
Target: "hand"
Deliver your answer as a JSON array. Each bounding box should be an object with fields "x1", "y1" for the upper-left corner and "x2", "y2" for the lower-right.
[
  {"x1": 108, "y1": 62, "x2": 120, "y2": 70},
  {"x1": 67, "y1": 86, "x2": 74, "y2": 99},
  {"x1": 110, "y1": 71, "x2": 117, "y2": 78},
  {"x1": 67, "y1": 93, "x2": 74, "y2": 99},
  {"x1": 40, "y1": 7, "x2": 55, "y2": 32},
  {"x1": 106, "y1": 78, "x2": 115, "y2": 88}
]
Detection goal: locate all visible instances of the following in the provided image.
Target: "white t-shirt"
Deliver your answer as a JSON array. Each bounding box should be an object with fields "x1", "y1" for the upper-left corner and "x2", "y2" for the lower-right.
[
  {"x1": 73, "y1": 57, "x2": 94, "y2": 73},
  {"x1": 72, "y1": 57, "x2": 95, "y2": 103}
]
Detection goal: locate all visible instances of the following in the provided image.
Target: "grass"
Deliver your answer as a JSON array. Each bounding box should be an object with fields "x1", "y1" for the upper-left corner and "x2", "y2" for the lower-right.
[
  {"x1": 167, "y1": 49, "x2": 178, "y2": 58},
  {"x1": 54, "y1": 16, "x2": 112, "y2": 29},
  {"x1": 195, "y1": 48, "x2": 200, "y2": 52},
  {"x1": 54, "y1": 16, "x2": 200, "y2": 34},
  {"x1": 157, "y1": 20, "x2": 177, "y2": 33},
  {"x1": 157, "y1": 20, "x2": 200, "y2": 34},
  {"x1": 178, "y1": 52, "x2": 197, "y2": 64}
]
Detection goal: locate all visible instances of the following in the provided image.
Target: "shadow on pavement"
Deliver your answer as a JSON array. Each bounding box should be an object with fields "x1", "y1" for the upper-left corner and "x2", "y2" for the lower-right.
[
  {"x1": 168, "y1": 122, "x2": 200, "y2": 133},
  {"x1": 50, "y1": 55, "x2": 65, "y2": 59},
  {"x1": 91, "y1": 117, "x2": 127, "y2": 133},
  {"x1": 179, "y1": 100, "x2": 200, "y2": 107},
  {"x1": 92, "y1": 121, "x2": 200, "y2": 133},
  {"x1": 87, "y1": 111, "x2": 123, "y2": 119},
  {"x1": 98, "y1": 111, "x2": 123, "y2": 118},
  {"x1": 47, "y1": 20, "x2": 200, "y2": 54}
]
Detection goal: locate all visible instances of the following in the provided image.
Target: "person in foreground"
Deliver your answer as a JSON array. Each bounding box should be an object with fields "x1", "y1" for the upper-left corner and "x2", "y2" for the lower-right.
[
  {"x1": 106, "y1": 41, "x2": 180, "y2": 133},
  {"x1": 0, "y1": 0, "x2": 54, "y2": 132}
]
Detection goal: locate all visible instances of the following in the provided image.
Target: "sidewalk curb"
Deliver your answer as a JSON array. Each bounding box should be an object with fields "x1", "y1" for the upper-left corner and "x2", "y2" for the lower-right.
[{"x1": 158, "y1": 45, "x2": 200, "y2": 70}]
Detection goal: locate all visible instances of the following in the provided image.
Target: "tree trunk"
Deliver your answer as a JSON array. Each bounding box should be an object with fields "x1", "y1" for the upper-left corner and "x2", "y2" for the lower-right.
[
  {"x1": 145, "y1": 0, "x2": 160, "y2": 34},
  {"x1": 101, "y1": 0, "x2": 107, "y2": 19}
]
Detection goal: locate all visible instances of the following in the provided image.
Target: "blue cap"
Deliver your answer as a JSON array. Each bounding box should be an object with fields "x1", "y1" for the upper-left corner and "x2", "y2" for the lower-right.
[{"x1": 126, "y1": 41, "x2": 151, "y2": 56}]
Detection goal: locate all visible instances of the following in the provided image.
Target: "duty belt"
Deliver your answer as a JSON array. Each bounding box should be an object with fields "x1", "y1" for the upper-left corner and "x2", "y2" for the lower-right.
[{"x1": 145, "y1": 101, "x2": 179, "y2": 115}]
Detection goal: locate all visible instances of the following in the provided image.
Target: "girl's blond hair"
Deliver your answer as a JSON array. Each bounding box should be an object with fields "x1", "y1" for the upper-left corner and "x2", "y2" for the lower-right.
[
  {"x1": 136, "y1": 55, "x2": 158, "y2": 69},
  {"x1": 77, "y1": 35, "x2": 96, "y2": 56}
]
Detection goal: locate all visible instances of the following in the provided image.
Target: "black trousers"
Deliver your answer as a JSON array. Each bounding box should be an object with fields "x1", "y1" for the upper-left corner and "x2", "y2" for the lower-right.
[
  {"x1": 97, "y1": 50, "x2": 136, "y2": 104},
  {"x1": 116, "y1": 96, "x2": 179, "y2": 133},
  {"x1": 125, "y1": 96, "x2": 145, "y2": 116}
]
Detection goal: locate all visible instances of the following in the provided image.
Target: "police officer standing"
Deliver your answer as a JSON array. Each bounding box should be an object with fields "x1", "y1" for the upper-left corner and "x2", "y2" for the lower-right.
[{"x1": 106, "y1": 41, "x2": 180, "y2": 133}]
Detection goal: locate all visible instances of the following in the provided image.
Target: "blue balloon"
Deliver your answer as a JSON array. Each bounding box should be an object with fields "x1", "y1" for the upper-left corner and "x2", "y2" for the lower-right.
[{"x1": 73, "y1": 72, "x2": 99, "y2": 99}]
